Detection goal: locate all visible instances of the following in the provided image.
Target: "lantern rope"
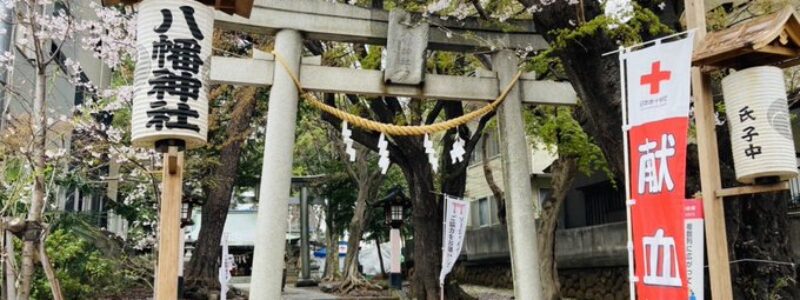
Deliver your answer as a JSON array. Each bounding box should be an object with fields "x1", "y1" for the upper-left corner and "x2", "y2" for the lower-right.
[{"x1": 271, "y1": 51, "x2": 523, "y2": 136}]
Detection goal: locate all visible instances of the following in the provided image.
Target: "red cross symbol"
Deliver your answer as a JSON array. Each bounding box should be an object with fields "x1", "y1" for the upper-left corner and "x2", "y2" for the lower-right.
[{"x1": 640, "y1": 61, "x2": 671, "y2": 95}]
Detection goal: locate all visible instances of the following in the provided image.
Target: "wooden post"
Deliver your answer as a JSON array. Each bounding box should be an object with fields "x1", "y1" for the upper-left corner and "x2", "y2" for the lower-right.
[
  {"x1": 155, "y1": 147, "x2": 183, "y2": 300},
  {"x1": 683, "y1": 0, "x2": 735, "y2": 298}
]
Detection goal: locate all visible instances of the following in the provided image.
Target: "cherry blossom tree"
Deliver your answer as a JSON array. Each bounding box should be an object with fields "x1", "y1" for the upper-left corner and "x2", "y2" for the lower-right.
[{"x1": 0, "y1": 1, "x2": 146, "y2": 298}]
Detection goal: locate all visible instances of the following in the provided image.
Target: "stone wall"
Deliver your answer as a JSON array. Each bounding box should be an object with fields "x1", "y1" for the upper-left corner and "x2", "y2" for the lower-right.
[
  {"x1": 559, "y1": 267, "x2": 629, "y2": 300},
  {"x1": 453, "y1": 263, "x2": 629, "y2": 300},
  {"x1": 452, "y1": 262, "x2": 514, "y2": 288}
]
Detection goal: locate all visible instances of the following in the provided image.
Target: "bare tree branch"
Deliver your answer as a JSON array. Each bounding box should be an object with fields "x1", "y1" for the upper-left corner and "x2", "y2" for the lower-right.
[
  {"x1": 425, "y1": 101, "x2": 445, "y2": 125},
  {"x1": 471, "y1": 0, "x2": 491, "y2": 20}
]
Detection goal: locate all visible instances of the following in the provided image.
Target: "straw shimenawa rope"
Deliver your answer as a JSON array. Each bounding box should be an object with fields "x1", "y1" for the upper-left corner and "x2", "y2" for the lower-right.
[{"x1": 272, "y1": 51, "x2": 523, "y2": 136}]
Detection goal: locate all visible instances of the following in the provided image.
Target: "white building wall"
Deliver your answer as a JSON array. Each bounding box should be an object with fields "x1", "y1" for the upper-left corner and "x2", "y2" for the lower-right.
[{"x1": 463, "y1": 125, "x2": 557, "y2": 228}]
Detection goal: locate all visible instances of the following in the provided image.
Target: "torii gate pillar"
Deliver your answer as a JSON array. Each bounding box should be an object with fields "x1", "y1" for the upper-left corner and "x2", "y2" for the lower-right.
[
  {"x1": 494, "y1": 50, "x2": 545, "y2": 300},
  {"x1": 249, "y1": 29, "x2": 302, "y2": 300}
]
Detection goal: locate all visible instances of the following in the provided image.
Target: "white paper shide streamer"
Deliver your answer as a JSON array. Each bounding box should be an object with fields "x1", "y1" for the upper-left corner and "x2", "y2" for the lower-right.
[
  {"x1": 424, "y1": 134, "x2": 439, "y2": 173},
  {"x1": 378, "y1": 133, "x2": 390, "y2": 174},
  {"x1": 722, "y1": 66, "x2": 798, "y2": 183},
  {"x1": 132, "y1": 0, "x2": 213, "y2": 149},
  {"x1": 342, "y1": 121, "x2": 356, "y2": 162},
  {"x1": 449, "y1": 135, "x2": 466, "y2": 163}
]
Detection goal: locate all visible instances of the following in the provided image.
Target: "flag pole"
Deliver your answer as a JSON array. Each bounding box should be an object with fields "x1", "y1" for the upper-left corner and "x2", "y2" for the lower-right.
[
  {"x1": 618, "y1": 47, "x2": 637, "y2": 300},
  {"x1": 440, "y1": 195, "x2": 447, "y2": 300}
]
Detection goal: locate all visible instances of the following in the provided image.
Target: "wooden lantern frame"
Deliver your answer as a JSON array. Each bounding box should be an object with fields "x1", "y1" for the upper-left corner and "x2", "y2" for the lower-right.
[{"x1": 687, "y1": 4, "x2": 800, "y2": 299}]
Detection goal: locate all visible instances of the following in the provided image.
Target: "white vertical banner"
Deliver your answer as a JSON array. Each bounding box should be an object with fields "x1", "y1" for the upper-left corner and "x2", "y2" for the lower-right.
[
  {"x1": 439, "y1": 195, "x2": 470, "y2": 286},
  {"x1": 219, "y1": 233, "x2": 232, "y2": 300},
  {"x1": 684, "y1": 199, "x2": 705, "y2": 300}
]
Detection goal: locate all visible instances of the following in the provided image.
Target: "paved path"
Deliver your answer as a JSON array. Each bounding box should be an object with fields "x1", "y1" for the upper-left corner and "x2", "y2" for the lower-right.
[
  {"x1": 230, "y1": 277, "x2": 340, "y2": 299},
  {"x1": 281, "y1": 286, "x2": 341, "y2": 300}
]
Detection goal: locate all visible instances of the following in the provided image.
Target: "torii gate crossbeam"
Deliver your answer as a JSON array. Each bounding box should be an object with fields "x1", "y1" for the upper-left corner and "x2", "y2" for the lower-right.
[{"x1": 214, "y1": 0, "x2": 548, "y2": 52}]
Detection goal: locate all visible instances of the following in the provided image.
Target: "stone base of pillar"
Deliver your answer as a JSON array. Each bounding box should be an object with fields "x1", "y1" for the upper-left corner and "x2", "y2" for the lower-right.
[
  {"x1": 390, "y1": 272, "x2": 402, "y2": 289},
  {"x1": 295, "y1": 278, "x2": 318, "y2": 287}
]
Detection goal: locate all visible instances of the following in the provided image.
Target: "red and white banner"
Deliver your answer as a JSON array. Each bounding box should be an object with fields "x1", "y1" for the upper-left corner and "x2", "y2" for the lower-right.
[
  {"x1": 622, "y1": 33, "x2": 694, "y2": 300},
  {"x1": 439, "y1": 195, "x2": 470, "y2": 286}
]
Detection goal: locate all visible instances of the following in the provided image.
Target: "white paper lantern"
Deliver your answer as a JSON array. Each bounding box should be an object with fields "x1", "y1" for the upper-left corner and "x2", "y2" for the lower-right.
[
  {"x1": 722, "y1": 66, "x2": 798, "y2": 184},
  {"x1": 131, "y1": 0, "x2": 213, "y2": 149}
]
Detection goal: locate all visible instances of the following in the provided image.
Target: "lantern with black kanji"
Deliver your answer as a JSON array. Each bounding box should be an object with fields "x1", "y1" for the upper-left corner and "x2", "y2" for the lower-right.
[
  {"x1": 722, "y1": 67, "x2": 798, "y2": 183},
  {"x1": 694, "y1": 6, "x2": 800, "y2": 184},
  {"x1": 131, "y1": 0, "x2": 214, "y2": 151}
]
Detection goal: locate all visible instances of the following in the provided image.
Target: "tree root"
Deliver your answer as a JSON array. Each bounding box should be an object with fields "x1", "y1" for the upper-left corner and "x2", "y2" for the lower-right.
[
  {"x1": 321, "y1": 272, "x2": 339, "y2": 282},
  {"x1": 336, "y1": 273, "x2": 382, "y2": 295}
]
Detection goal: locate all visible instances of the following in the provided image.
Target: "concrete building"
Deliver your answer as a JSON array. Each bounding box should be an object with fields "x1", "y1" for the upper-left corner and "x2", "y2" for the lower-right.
[{"x1": 0, "y1": 1, "x2": 115, "y2": 228}]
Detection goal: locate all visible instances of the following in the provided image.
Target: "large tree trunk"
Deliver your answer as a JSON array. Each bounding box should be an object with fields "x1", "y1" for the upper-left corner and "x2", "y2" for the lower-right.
[
  {"x1": 185, "y1": 87, "x2": 258, "y2": 294},
  {"x1": 322, "y1": 229, "x2": 339, "y2": 281},
  {"x1": 342, "y1": 184, "x2": 371, "y2": 280},
  {"x1": 481, "y1": 133, "x2": 506, "y2": 225},
  {"x1": 338, "y1": 175, "x2": 383, "y2": 293},
  {"x1": 404, "y1": 160, "x2": 441, "y2": 300},
  {"x1": 18, "y1": 70, "x2": 49, "y2": 300},
  {"x1": 375, "y1": 235, "x2": 386, "y2": 277},
  {"x1": 537, "y1": 158, "x2": 578, "y2": 300}
]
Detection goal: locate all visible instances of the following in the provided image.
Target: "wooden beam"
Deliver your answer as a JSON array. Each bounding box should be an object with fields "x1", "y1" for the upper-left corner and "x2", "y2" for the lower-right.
[
  {"x1": 213, "y1": 0, "x2": 548, "y2": 51},
  {"x1": 685, "y1": 0, "x2": 735, "y2": 297},
  {"x1": 755, "y1": 44, "x2": 798, "y2": 56},
  {"x1": 209, "y1": 56, "x2": 577, "y2": 105},
  {"x1": 716, "y1": 182, "x2": 789, "y2": 198}
]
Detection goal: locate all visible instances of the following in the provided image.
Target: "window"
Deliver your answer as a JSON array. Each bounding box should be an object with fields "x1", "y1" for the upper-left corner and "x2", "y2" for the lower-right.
[
  {"x1": 470, "y1": 131, "x2": 501, "y2": 165},
  {"x1": 581, "y1": 181, "x2": 626, "y2": 227},
  {"x1": 478, "y1": 198, "x2": 491, "y2": 227}
]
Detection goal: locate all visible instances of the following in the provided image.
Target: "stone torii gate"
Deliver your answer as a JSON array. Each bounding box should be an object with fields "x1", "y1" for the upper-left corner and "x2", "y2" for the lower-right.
[{"x1": 208, "y1": 1, "x2": 577, "y2": 299}]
